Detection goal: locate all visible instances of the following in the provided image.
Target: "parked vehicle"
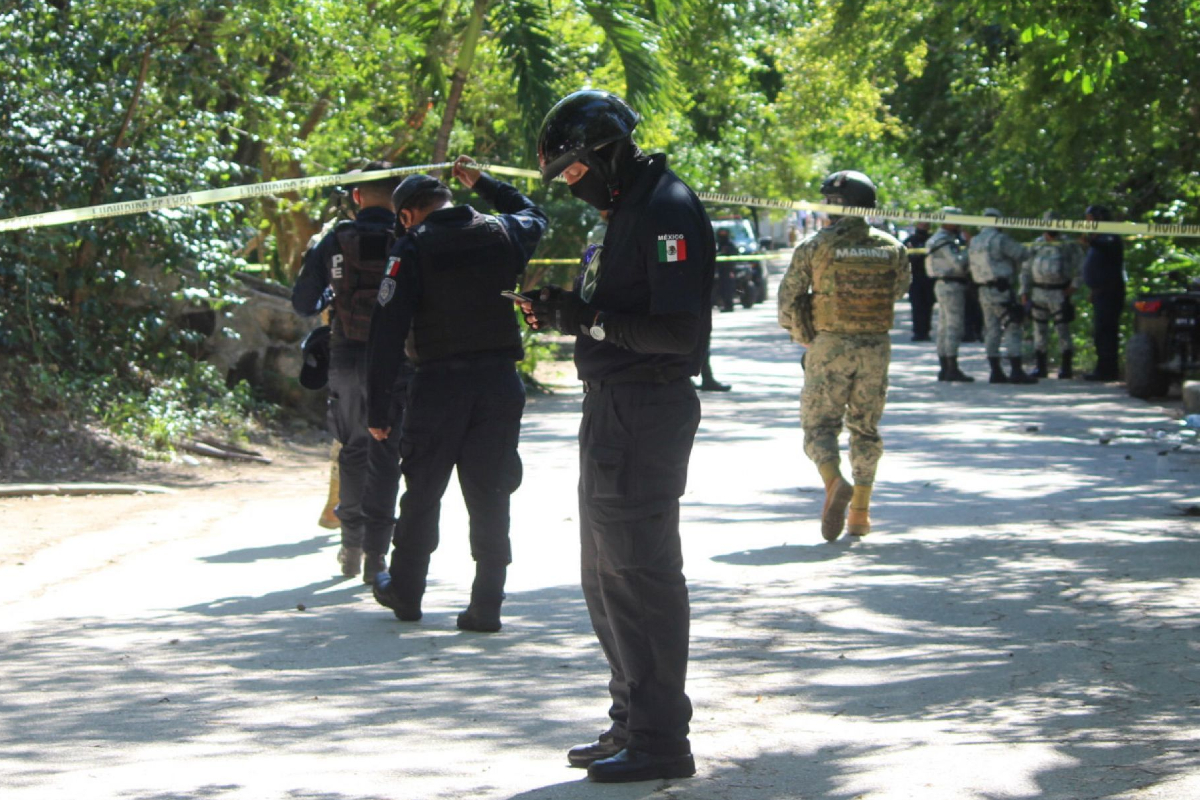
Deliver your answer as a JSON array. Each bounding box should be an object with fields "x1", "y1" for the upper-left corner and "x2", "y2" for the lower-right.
[
  {"x1": 1126, "y1": 281, "x2": 1200, "y2": 398},
  {"x1": 712, "y1": 217, "x2": 767, "y2": 307}
]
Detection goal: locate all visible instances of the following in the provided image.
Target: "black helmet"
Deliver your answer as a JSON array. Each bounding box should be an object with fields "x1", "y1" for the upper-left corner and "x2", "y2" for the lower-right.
[
  {"x1": 819, "y1": 170, "x2": 877, "y2": 208},
  {"x1": 537, "y1": 90, "x2": 640, "y2": 183},
  {"x1": 1085, "y1": 204, "x2": 1112, "y2": 221}
]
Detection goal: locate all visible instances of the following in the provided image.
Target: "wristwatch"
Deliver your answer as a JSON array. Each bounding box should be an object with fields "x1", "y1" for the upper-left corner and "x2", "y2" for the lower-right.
[{"x1": 588, "y1": 311, "x2": 606, "y2": 341}]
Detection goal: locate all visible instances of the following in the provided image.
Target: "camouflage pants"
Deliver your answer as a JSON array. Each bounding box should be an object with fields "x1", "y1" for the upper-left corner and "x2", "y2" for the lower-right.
[
  {"x1": 1030, "y1": 288, "x2": 1071, "y2": 355},
  {"x1": 978, "y1": 285, "x2": 1022, "y2": 358},
  {"x1": 934, "y1": 280, "x2": 968, "y2": 357},
  {"x1": 801, "y1": 333, "x2": 891, "y2": 486}
]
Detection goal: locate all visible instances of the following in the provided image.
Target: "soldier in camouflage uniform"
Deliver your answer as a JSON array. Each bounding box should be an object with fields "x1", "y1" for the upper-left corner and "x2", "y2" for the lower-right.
[
  {"x1": 778, "y1": 170, "x2": 909, "y2": 542},
  {"x1": 925, "y1": 209, "x2": 974, "y2": 382},
  {"x1": 1022, "y1": 213, "x2": 1083, "y2": 379},
  {"x1": 968, "y1": 209, "x2": 1036, "y2": 384}
]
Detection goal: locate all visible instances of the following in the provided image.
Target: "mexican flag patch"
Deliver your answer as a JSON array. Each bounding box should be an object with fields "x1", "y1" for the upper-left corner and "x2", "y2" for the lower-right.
[{"x1": 657, "y1": 234, "x2": 687, "y2": 263}]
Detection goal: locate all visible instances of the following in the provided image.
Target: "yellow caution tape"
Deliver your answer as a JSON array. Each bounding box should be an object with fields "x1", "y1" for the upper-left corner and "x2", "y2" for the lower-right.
[
  {"x1": 529, "y1": 254, "x2": 773, "y2": 265},
  {"x1": 0, "y1": 162, "x2": 458, "y2": 233},
  {"x1": 2, "y1": 161, "x2": 1197, "y2": 239}
]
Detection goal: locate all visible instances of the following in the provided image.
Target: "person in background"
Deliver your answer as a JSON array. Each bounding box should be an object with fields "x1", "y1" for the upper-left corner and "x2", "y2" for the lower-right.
[
  {"x1": 1081, "y1": 204, "x2": 1125, "y2": 381},
  {"x1": 904, "y1": 221, "x2": 934, "y2": 342},
  {"x1": 291, "y1": 162, "x2": 408, "y2": 583}
]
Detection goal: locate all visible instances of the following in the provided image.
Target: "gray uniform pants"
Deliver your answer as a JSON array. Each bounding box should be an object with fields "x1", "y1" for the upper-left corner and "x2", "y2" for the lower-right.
[
  {"x1": 978, "y1": 285, "x2": 1022, "y2": 358},
  {"x1": 934, "y1": 280, "x2": 968, "y2": 357},
  {"x1": 1030, "y1": 287, "x2": 1071, "y2": 354}
]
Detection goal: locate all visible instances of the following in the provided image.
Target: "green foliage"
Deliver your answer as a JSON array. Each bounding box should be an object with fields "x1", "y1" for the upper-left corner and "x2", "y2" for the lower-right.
[{"x1": 4, "y1": 0, "x2": 1200, "y2": 463}]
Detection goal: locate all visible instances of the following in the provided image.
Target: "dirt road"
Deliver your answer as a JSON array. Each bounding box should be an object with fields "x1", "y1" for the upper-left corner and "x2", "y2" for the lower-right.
[{"x1": 2, "y1": 260, "x2": 1199, "y2": 800}]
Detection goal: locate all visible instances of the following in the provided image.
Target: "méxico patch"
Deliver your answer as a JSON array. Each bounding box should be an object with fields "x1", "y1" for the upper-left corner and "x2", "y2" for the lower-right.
[{"x1": 657, "y1": 234, "x2": 687, "y2": 263}]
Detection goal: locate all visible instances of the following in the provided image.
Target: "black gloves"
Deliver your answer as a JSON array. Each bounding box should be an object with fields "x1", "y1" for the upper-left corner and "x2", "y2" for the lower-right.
[{"x1": 527, "y1": 285, "x2": 595, "y2": 336}]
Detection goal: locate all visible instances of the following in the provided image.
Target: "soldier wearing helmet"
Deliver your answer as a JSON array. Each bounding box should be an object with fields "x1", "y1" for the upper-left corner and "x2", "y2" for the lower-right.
[
  {"x1": 968, "y1": 208, "x2": 1037, "y2": 383},
  {"x1": 522, "y1": 90, "x2": 713, "y2": 783},
  {"x1": 778, "y1": 170, "x2": 910, "y2": 542},
  {"x1": 1022, "y1": 211, "x2": 1083, "y2": 378}
]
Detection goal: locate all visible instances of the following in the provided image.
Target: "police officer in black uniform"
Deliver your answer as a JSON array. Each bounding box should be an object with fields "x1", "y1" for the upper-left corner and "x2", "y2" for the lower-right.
[
  {"x1": 1081, "y1": 204, "x2": 1125, "y2": 381},
  {"x1": 523, "y1": 90, "x2": 712, "y2": 784},
  {"x1": 904, "y1": 221, "x2": 934, "y2": 341},
  {"x1": 292, "y1": 162, "x2": 409, "y2": 583},
  {"x1": 366, "y1": 156, "x2": 546, "y2": 633}
]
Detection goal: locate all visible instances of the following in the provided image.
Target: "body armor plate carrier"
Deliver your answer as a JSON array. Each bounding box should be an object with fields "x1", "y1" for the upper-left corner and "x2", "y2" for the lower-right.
[
  {"x1": 407, "y1": 209, "x2": 522, "y2": 364},
  {"x1": 332, "y1": 220, "x2": 395, "y2": 342}
]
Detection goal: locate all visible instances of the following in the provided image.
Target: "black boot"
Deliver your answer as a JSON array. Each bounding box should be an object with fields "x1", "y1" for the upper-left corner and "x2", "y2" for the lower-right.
[
  {"x1": 1009, "y1": 357, "x2": 1038, "y2": 384},
  {"x1": 1033, "y1": 351, "x2": 1048, "y2": 379},
  {"x1": 988, "y1": 356, "x2": 1009, "y2": 384},
  {"x1": 457, "y1": 561, "x2": 506, "y2": 632},
  {"x1": 937, "y1": 356, "x2": 949, "y2": 382},
  {"x1": 945, "y1": 356, "x2": 975, "y2": 382},
  {"x1": 373, "y1": 553, "x2": 429, "y2": 621},
  {"x1": 1058, "y1": 350, "x2": 1073, "y2": 379}
]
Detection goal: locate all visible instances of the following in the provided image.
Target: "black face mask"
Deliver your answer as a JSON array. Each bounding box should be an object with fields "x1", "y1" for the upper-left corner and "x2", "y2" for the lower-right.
[{"x1": 568, "y1": 170, "x2": 615, "y2": 210}]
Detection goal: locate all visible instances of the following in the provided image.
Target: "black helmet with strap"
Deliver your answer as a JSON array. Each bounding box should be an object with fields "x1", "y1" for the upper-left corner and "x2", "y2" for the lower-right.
[
  {"x1": 820, "y1": 170, "x2": 877, "y2": 208},
  {"x1": 537, "y1": 90, "x2": 640, "y2": 184}
]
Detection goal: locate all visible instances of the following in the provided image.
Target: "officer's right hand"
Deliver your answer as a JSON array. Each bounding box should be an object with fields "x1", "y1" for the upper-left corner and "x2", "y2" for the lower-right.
[
  {"x1": 526, "y1": 286, "x2": 593, "y2": 336},
  {"x1": 452, "y1": 155, "x2": 481, "y2": 188},
  {"x1": 369, "y1": 427, "x2": 391, "y2": 441}
]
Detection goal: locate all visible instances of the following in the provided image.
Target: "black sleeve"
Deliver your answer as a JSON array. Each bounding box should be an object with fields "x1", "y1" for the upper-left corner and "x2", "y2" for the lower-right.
[
  {"x1": 603, "y1": 311, "x2": 701, "y2": 355},
  {"x1": 365, "y1": 239, "x2": 421, "y2": 428},
  {"x1": 291, "y1": 235, "x2": 334, "y2": 316},
  {"x1": 474, "y1": 174, "x2": 548, "y2": 267},
  {"x1": 643, "y1": 183, "x2": 712, "y2": 317}
]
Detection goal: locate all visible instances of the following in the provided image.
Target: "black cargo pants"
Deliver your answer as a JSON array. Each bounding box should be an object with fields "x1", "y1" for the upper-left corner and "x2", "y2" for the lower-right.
[
  {"x1": 578, "y1": 377, "x2": 701, "y2": 757},
  {"x1": 328, "y1": 342, "x2": 408, "y2": 556},
  {"x1": 388, "y1": 357, "x2": 525, "y2": 593}
]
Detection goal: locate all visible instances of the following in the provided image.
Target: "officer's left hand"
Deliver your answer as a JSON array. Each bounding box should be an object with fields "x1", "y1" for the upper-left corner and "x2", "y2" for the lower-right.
[
  {"x1": 452, "y1": 155, "x2": 481, "y2": 188},
  {"x1": 369, "y1": 427, "x2": 390, "y2": 441},
  {"x1": 526, "y1": 286, "x2": 594, "y2": 336}
]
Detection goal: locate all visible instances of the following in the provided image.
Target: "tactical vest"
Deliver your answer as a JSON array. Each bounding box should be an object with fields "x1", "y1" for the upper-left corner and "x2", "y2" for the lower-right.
[
  {"x1": 331, "y1": 220, "x2": 395, "y2": 342},
  {"x1": 968, "y1": 228, "x2": 1016, "y2": 284},
  {"x1": 1029, "y1": 240, "x2": 1071, "y2": 285},
  {"x1": 811, "y1": 238, "x2": 903, "y2": 334},
  {"x1": 407, "y1": 208, "x2": 522, "y2": 364},
  {"x1": 926, "y1": 231, "x2": 968, "y2": 278}
]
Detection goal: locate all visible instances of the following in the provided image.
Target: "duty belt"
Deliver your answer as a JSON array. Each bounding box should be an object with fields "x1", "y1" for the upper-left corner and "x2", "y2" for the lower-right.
[
  {"x1": 583, "y1": 365, "x2": 691, "y2": 392},
  {"x1": 934, "y1": 276, "x2": 969, "y2": 284},
  {"x1": 1033, "y1": 281, "x2": 1072, "y2": 290}
]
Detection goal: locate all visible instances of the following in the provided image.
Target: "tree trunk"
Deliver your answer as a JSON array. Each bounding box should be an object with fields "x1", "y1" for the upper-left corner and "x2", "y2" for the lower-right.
[{"x1": 430, "y1": 0, "x2": 489, "y2": 168}]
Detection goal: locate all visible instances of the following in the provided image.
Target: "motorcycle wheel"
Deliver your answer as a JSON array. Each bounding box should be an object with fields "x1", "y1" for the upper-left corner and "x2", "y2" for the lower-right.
[{"x1": 1125, "y1": 332, "x2": 1170, "y2": 398}]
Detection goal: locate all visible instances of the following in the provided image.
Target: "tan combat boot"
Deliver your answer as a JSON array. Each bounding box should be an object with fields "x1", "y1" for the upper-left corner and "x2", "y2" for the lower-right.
[
  {"x1": 820, "y1": 468, "x2": 854, "y2": 542},
  {"x1": 847, "y1": 485, "x2": 872, "y2": 537}
]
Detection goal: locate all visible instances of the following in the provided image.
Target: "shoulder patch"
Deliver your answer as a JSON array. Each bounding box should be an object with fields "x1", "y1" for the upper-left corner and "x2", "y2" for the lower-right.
[
  {"x1": 657, "y1": 234, "x2": 687, "y2": 263},
  {"x1": 378, "y1": 277, "x2": 396, "y2": 306},
  {"x1": 386, "y1": 256, "x2": 402, "y2": 278}
]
